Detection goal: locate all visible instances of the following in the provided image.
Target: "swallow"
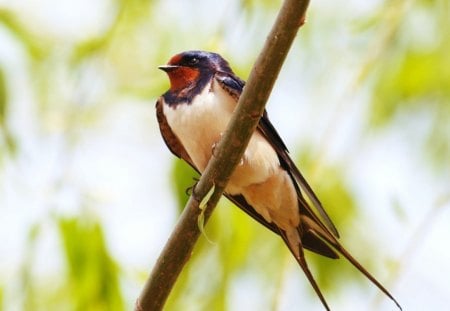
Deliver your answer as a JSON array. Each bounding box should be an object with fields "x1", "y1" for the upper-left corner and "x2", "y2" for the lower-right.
[{"x1": 156, "y1": 50, "x2": 401, "y2": 310}]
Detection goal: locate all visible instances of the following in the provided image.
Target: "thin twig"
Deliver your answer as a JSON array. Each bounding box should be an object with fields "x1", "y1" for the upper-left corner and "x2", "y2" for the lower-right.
[{"x1": 135, "y1": 0, "x2": 311, "y2": 309}]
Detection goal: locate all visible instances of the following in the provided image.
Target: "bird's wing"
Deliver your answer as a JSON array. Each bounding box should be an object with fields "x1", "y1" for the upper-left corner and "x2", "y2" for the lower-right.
[
  {"x1": 215, "y1": 71, "x2": 339, "y2": 238},
  {"x1": 258, "y1": 112, "x2": 340, "y2": 237}
]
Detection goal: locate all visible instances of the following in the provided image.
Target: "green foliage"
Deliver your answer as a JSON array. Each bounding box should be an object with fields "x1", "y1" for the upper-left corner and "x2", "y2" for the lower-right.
[
  {"x1": 372, "y1": 49, "x2": 450, "y2": 126},
  {"x1": 58, "y1": 216, "x2": 124, "y2": 311},
  {"x1": 0, "y1": 68, "x2": 16, "y2": 156},
  {"x1": 425, "y1": 111, "x2": 450, "y2": 170},
  {"x1": 21, "y1": 223, "x2": 41, "y2": 311},
  {"x1": 239, "y1": 0, "x2": 282, "y2": 11},
  {"x1": 369, "y1": 2, "x2": 450, "y2": 170},
  {"x1": 0, "y1": 9, "x2": 48, "y2": 59},
  {"x1": 70, "y1": 0, "x2": 155, "y2": 65},
  {"x1": 17, "y1": 216, "x2": 124, "y2": 311},
  {"x1": 0, "y1": 69, "x2": 6, "y2": 124},
  {"x1": 372, "y1": 46, "x2": 450, "y2": 169}
]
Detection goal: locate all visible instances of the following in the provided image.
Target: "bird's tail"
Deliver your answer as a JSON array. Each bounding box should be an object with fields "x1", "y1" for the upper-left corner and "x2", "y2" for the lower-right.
[{"x1": 279, "y1": 215, "x2": 402, "y2": 311}]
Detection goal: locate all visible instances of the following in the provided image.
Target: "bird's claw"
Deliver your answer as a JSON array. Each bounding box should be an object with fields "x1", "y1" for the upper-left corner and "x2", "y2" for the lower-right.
[{"x1": 185, "y1": 177, "x2": 200, "y2": 197}]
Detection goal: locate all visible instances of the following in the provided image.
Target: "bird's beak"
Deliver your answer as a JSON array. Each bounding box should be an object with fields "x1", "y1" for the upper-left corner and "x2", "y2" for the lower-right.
[{"x1": 158, "y1": 65, "x2": 180, "y2": 72}]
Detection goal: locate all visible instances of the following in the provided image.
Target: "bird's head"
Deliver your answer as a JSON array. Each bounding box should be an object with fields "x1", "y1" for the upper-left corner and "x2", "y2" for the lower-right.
[{"x1": 159, "y1": 50, "x2": 232, "y2": 91}]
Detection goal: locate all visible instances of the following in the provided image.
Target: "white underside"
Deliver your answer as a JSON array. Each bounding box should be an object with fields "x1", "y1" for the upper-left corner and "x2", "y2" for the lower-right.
[{"x1": 163, "y1": 79, "x2": 280, "y2": 190}]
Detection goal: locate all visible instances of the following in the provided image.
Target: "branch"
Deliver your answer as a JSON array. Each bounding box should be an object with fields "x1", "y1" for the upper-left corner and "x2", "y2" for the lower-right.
[{"x1": 135, "y1": 0, "x2": 310, "y2": 309}]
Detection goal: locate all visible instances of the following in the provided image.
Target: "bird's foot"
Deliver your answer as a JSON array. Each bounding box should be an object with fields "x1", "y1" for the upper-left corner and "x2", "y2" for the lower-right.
[{"x1": 185, "y1": 177, "x2": 200, "y2": 196}]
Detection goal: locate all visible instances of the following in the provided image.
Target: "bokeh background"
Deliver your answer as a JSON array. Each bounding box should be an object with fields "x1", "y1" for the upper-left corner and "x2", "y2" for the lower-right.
[{"x1": 0, "y1": 0, "x2": 449, "y2": 310}]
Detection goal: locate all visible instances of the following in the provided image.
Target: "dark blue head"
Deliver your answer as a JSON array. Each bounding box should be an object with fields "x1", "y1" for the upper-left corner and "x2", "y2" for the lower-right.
[
  {"x1": 165, "y1": 50, "x2": 232, "y2": 72},
  {"x1": 159, "y1": 51, "x2": 233, "y2": 91}
]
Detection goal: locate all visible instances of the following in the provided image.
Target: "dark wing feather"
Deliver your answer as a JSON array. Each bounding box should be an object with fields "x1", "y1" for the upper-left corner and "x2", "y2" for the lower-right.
[
  {"x1": 258, "y1": 114, "x2": 339, "y2": 237},
  {"x1": 214, "y1": 71, "x2": 245, "y2": 101}
]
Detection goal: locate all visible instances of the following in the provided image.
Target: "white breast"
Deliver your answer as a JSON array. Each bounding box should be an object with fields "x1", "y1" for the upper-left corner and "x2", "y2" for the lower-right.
[
  {"x1": 163, "y1": 79, "x2": 280, "y2": 191},
  {"x1": 163, "y1": 80, "x2": 234, "y2": 171}
]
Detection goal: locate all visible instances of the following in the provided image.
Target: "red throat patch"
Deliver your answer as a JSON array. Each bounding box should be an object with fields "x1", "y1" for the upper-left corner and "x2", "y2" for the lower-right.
[{"x1": 165, "y1": 67, "x2": 200, "y2": 91}]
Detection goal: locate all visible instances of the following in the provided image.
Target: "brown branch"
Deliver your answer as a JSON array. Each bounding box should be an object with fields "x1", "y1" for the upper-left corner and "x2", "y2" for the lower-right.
[{"x1": 135, "y1": 0, "x2": 310, "y2": 309}]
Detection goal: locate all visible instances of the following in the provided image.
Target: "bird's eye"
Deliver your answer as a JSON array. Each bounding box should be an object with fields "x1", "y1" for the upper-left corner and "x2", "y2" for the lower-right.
[{"x1": 188, "y1": 57, "x2": 199, "y2": 65}]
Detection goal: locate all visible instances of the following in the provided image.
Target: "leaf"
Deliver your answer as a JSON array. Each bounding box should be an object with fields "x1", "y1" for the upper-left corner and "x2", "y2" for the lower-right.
[
  {"x1": 0, "y1": 285, "x2": 3, "y2": 311},
  {"x1": 58, "y1": 215, "x2": 124, "y2": 311},
  {"x1": 0, "y1": 10, "x2": 48, "y2": 59},
  {"x1": 0, "y1": 68, "x2": 17, "y2": 156},
  {"x1": 197, "y1": 184, "x2": 216, "y2": 244},
  {"x1": 371, "y1": 48, "x2": 450, "y2": 127},
  {"x1": 0, "y1": 69, "x2": 6, "y2": 125}
]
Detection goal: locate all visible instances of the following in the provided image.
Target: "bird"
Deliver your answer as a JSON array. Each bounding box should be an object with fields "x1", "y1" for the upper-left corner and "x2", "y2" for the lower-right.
[{"x1": 156, "y1": 50, "x2": 401, "y2": 310}]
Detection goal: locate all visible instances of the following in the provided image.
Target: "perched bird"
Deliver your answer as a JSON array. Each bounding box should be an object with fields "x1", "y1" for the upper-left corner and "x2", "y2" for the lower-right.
[{"x1": 156, "y1": 50, "x2": 401, "y2": 310}]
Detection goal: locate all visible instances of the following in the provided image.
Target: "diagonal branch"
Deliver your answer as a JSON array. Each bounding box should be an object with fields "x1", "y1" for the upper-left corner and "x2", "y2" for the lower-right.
[{"x1": 135, "y1": 0, "x2": 310, "y2": 310}]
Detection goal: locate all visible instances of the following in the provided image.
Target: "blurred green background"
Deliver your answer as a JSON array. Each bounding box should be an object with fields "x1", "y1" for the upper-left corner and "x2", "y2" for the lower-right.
[{"x1": 0, "y1": 0, "x2": 449, "y2": 310}]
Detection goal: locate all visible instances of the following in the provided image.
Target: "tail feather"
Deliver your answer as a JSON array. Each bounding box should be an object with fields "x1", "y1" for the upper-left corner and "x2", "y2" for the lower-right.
[
  {"x1": 279, "y1": 229, "x2": 331, "y2": 311},
  {"x1": 301, "y1": 215, "x2": 403, "y2": 310},
  {"x1": 302, "y1": 231, "x2": 339, "y2": 259}
]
